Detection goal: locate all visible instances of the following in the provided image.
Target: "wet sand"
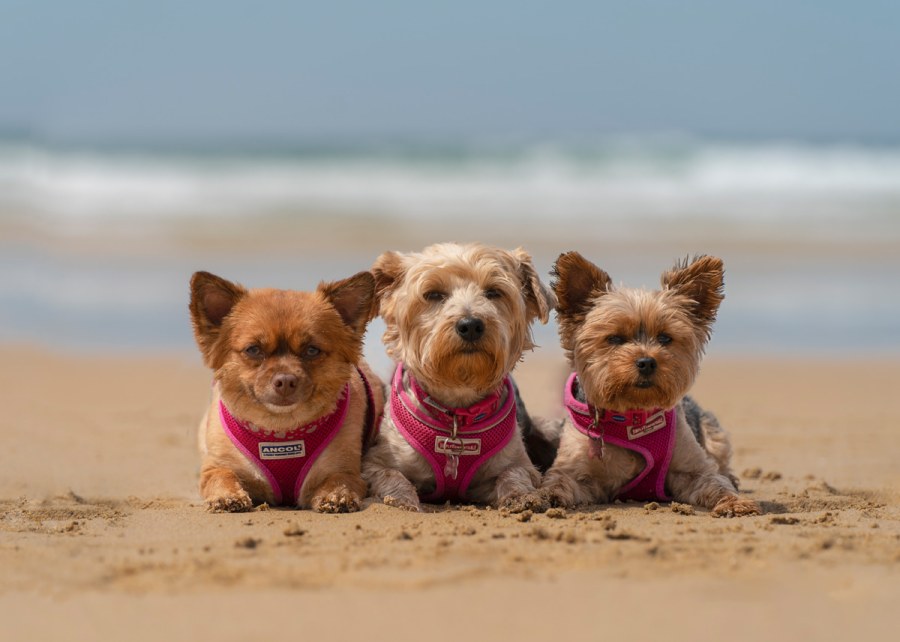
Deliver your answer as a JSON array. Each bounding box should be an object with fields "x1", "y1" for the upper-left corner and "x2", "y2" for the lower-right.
[{"x1": 1, "y1": 345, "x2": 899, "y2": 641}]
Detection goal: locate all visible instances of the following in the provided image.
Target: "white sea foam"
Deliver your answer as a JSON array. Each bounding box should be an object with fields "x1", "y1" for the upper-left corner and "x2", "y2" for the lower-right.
[{"x1": 1, "y1": 139, "x2": 899, "y2": 240}]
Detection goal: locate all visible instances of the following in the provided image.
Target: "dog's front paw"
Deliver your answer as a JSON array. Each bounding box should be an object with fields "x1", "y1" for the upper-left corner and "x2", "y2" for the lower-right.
[
  {"x1": 711, "y1": 495, "x2": 762, "y2": 518},
  {"x1": 206, "y1": 489, "x2": 253, "y2": 513},
  {"x1": 311, "y1": 485, "x2": 362, "y2": 514},
  {"x1": 499, "y1": 491, "x2": 549, "y2": 514},
  {"x1": 383, "y1": 494, "x2": 421, "y2": 512},
  {"x1": 540, "y1": 482, "x2": 577, "y2": 509}
]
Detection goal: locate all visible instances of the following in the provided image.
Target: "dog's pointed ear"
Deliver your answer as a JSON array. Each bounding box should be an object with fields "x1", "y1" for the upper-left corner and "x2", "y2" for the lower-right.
[
  {"x1": 371, "y1": 251, "x2": 407, "y2": 314},
  {"x1": 318, "y1": 271, "x2": 376, "y2": 335},
  {"x1": 661, "y1": 255, "x2": 725, "y2": 330},
  {"x1": 513, "y1": 248, "x2": 556, "y2": 324},
  {"x1": 189, "y1": 271, "x2": 247, "y2": 367},
  {"x1": 551, "y1": 251, "x2": 612, "y2": 321}
]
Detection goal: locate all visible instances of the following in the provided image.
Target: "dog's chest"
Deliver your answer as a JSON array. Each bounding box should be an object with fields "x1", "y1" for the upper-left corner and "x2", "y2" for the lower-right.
[{"x1": 590, "y1": 444, "x2": 646, "y2": 492}]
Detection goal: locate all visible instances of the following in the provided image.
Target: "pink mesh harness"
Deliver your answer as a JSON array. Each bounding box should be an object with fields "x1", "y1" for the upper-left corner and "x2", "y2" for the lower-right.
[
  {"x1": 390, "y1": 363, "x2": 517, "y2": 502},
  {"x1": 564, "y1": 372, "x2": 676, "y2": 502},
  {"x1": 219, "y1": 368, "x2": 379, "y2": 506}
]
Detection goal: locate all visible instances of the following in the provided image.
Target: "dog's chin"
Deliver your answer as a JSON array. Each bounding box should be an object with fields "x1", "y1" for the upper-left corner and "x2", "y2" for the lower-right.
[
  {"x1": 262, "y1": 401, "x2": 301, "y2": 414},
  {"x1": 631, "y1": 381, "x2": 671, "y2": 407},
  {"x1": 449, "y1": 346, "x2": 501, "y2": 371},
  {"x1": 248, "y1": 387, "x2": 302, "y2": 414},
  {"x1": 414, "y1": 346, "x2": 507, "y2": 402},
  {"x1": 598, "y1": 379, "x2": 680, "y2": 411}
]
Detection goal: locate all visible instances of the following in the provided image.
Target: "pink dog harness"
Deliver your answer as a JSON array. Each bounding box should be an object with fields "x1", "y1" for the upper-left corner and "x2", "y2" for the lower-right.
[
  {"x1": 219, "y1": 368, "x2": 379, "y2": 506},
  {"x1": 564, "y1": 372, "x2": 676, "y2": 502},
  {"x1": 390, "y1": 363, "x2": 517, "y2": 502}
]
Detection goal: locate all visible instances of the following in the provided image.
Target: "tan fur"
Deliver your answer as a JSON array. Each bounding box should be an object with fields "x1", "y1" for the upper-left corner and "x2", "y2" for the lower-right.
[
  {"x1": 363, "y1": 242, "x2": 555, "y2": 512},
  {"x1": 541, "y1": 252, "x2": 761, "y2": 517},
  {"x1": 190, "y1": 271, "x2": 384, "y2": 513}
]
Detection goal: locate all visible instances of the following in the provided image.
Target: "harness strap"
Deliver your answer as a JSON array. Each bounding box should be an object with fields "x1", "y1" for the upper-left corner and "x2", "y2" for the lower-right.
[
  {"x1": 391, "y1": 363, "x2": 517, "y2": 502},
  {"x1": 219, "y1": 382, "x2": 350, "y2": 506},
  {"x1": 564, "y1": 372, "x2": 677, "y2": 502}
]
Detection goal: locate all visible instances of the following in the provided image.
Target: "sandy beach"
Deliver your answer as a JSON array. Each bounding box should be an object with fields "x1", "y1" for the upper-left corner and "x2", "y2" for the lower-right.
[
  {"x1": 1, "y1": 344, "x2": 898, "y2": 641},
  {"x1": 4, "y1": 4, "x2": 900, "y2": 638}
]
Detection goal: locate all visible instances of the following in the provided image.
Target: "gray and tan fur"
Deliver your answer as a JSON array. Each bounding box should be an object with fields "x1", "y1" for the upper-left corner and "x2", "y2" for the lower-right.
[{"x1": 540, "y1": 252, "x2": 760, "y2": 517}]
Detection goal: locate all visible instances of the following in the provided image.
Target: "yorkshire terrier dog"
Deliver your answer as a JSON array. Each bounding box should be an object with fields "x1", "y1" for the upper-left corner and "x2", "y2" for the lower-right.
[
  {"x1": 190, "y1": 271, "x2": 384, "y2": 513},
  {"x1": 541, "y1": 252, "x2": 761, "y2": 517},
  {"x1": 362, "y1": 242, "x2": 558, "y2": 512}
]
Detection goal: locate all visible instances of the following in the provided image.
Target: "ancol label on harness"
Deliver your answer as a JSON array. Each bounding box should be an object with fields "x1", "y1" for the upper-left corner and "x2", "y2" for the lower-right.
[
  {"x1": 434, "y1": 436, "x2": 482, "y2": 456},
  {"x1": 626, "y1": 411, "x2": 668, "y2": 440},
  {"x1": 259, "y1": 441, "x2": 306, "y2": 460}
]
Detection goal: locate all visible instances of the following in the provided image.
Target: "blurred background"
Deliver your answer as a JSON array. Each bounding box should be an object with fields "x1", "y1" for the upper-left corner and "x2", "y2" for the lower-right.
[{"x1": 2, "y1": 1, "x2": 899, "y2": 369}]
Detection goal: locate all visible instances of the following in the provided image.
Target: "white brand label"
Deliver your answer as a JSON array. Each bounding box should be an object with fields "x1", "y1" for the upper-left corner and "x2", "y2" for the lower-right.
[
  {"x1": 434, "y1": 436, "x2": 482, "y2": 456},
  {"x1": 626, "y1": 412, "x2": 667, "y2": 440},
  {"x1": 259, "y1": 440, "x2": 306, "y2": 460}
]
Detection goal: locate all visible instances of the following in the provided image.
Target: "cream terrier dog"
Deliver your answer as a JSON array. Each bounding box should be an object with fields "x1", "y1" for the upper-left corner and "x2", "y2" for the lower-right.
[{"x1": 362, "y1": 242, "x2": 557, "y2": 512}]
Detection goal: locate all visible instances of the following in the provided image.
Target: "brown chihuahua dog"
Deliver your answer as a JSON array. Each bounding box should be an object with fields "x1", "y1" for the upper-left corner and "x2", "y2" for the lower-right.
[{"x1": 190, "y1": 270, "x2": 384, "y2": 513}]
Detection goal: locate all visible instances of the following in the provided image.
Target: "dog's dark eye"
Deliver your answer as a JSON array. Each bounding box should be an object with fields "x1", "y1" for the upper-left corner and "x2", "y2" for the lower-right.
[
  {"x1": 424, "y1": 291, "x2": 446, "y2": 303},
  {"x1": 244, "y1": 345, "x2": 264, "y2": 359},
  {"x1": 484, "y1": 288, "x2": 503, "y2": 300},
  {"x1": 607, "y1": 335, "x2": 626, "y2": 346},
  {"x1": 303, "y1": 345, "x2": 321, "y2": 358},
  {"x1": 657, "y1": 333, "x2": 672, "y2": 346}
]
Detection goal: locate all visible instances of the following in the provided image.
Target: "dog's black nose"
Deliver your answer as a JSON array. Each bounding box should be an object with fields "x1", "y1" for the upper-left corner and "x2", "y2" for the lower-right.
[
  {"x1": 273, "y1": 373, "x2": 298, "y2": 395},
  {"x1": 456, "y1": 316, "x2": 485, "y2": 342},
  {"x1": 635, "y1": 357, "x2": 657, "y2": 375}
]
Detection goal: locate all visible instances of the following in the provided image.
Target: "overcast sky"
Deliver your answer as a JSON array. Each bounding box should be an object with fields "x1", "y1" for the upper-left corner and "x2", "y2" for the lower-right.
[{"x1": 2, "y1": 1, "x2": 898, "y2": 144}]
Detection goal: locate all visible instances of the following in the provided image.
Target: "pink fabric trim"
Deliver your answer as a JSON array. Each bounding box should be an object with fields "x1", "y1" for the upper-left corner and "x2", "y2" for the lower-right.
[
  {"x1": 219, "y1": 402, "x2": 282, "y2": 503},
  {"x1": 564, "y1": 372, "x2": 676, "y2": 502},
  {"x1": 408, "y1": 376, "x2": 502, "y2": 428},
  {"x1": 218, "y1": 383, "x2": 350, "y2": 506},
  {"x1": 390, "y1": 363, "x2": 517, "y2": 502}
]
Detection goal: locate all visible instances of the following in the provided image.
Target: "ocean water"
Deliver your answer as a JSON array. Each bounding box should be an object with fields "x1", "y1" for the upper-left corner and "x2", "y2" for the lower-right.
[
  {"x1": 1, "y1": 137, "x2": 899, "y2": 362},
  {"x1": 3, "y1": 138, "x2": 900, "y2": 238}
]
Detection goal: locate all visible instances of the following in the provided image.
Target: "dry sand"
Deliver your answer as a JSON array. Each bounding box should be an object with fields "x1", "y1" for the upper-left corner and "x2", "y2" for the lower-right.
[{"x1": 1, "y1": 344, "x2": 899, "y2": 641}]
